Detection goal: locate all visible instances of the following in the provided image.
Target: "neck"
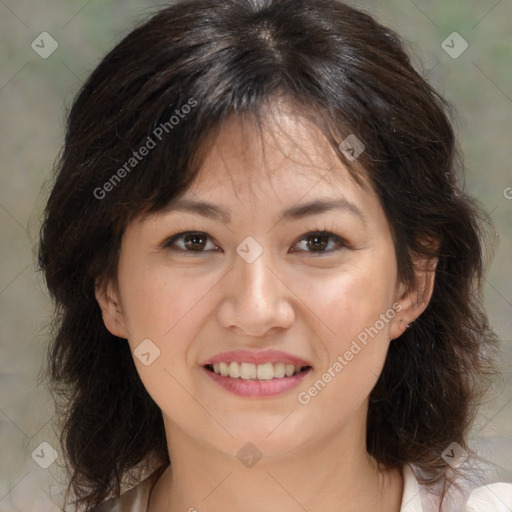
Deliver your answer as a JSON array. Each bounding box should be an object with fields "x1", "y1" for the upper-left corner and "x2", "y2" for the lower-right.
[{"x1": 148, "y1": 406, "x2": 403, "y2": 512}]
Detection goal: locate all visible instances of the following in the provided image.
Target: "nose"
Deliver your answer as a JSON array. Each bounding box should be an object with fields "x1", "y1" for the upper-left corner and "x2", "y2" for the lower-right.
[{"x1": 215, "y1": 246, "x2": 295, "y2": 337}]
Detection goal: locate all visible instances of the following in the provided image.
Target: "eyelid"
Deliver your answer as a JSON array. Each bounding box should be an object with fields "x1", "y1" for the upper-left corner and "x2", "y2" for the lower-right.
[
  {"x1": 162, "y1": 231, "x2": 220, "y2": 252},
  {"x1": 161, "y1": 228, "x2": 351, "y2": 255},
  {"x1": 289, "y1": 230, "x2": 349, "y2": 254}
]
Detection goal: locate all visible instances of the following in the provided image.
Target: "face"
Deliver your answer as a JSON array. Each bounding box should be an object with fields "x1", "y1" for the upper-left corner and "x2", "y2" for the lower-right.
[{"x1": 97, "y1": 105, "x2": 430, "y2": 461}]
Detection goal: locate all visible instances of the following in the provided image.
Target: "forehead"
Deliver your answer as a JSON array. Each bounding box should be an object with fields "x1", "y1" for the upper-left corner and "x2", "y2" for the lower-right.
[
  {"x1": 187, "y1": 105, "x2": 370, "y2": 204},
  {"x1": 133, "y1": 105, "x2": 393, "y2": 244}
]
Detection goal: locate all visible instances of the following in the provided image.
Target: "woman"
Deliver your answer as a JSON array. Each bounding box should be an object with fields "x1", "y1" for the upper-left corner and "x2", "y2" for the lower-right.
[{"x1": 38, "y1": 0, "x2": 511, "y2": 510}]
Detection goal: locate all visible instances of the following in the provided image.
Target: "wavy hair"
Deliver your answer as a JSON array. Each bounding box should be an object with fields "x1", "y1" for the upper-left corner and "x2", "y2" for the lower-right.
[{"x1": 38, "y1": 0, "x2": 499, "y2": 509}]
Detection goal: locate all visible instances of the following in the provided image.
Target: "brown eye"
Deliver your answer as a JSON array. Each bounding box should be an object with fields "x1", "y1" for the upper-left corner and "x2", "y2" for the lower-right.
[
  {"x1": 183, "y1": 233, "x2": 207, "y2": 251},
  {"x1": 163, "y1": 232, "x2": 219, "y2": 253},
  {"x1": 292, "y1": 231, "x2": 347, "y2": 254},
  {"x1": 162, "y1": 230, "x2": 347, "y2": 255}
]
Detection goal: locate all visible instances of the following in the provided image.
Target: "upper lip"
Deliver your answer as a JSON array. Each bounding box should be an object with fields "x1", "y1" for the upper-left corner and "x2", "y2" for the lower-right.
[{"x1": 201, "y1": 349, "x2": 312, "y2": 367}]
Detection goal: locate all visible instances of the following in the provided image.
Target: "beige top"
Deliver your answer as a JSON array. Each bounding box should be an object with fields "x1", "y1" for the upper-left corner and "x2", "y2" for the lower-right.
[
  {"x1": 92, "y1": 464, "x2": 512, "y2": 511},
  {"x1": 91, "y1": 468, "x2": 163, "y2": 512}
]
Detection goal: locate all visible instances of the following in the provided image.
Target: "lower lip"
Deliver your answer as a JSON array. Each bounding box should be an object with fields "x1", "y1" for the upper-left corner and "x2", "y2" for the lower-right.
[{"x1": 203, "y1": 366, "x2": 312, "y2": 397}]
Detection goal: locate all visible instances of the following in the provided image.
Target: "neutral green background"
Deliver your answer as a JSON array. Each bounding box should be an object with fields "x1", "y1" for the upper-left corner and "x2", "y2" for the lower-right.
[{"x1": 0, "y1": 1, "x2": 511, "y2": 510}]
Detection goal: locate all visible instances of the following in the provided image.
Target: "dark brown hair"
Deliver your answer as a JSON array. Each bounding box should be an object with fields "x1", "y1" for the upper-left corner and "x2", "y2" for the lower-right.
[{"x1": 38, "y1": 0, "x2": 499, "y2": 509}]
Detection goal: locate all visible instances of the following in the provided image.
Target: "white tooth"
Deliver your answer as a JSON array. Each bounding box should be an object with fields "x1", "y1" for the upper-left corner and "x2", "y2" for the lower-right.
[
  {"x1": 212, "y1": 361, "x2": 304, "y2": 379},
  {"x1": 256, "y1": 362, "x2": 274, "y2": 380},
  {"x1": 273, "y1": 362, "x2": 286, "y2": 378},
  {"x1": 240, "y1": 362, "x2": 257, "y2": 379},
  {"x1": 228, "y1": 362, "x2": 241, "y2": 378},
  {"x1": 285, "y1": 364, "x2": 296, "y2": 377},
  {"x1": 219, "y1": 362, "x2": 229, "y2": 377}
]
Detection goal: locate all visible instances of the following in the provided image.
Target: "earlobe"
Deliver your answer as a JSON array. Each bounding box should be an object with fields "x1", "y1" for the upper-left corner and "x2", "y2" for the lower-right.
[
  {"x1": 390, "y1": 257, "x2": 438, "y2": 340},
  {"x1": 94, "y1": 278, "x2": 129, "y2": 339}
]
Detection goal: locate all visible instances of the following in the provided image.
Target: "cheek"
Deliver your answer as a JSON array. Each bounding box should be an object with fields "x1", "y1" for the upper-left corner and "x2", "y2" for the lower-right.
[
  {"x1": 117, "y1": 261, "x2": 225, "y2": 390},
  {"x1": 116, "y1": 264, "x2": 214, "y2": 411},
  {"x1": 300, "y1": 265, "x2": 398, "y2": 351},
  {"x1": 118, "y1": 265, "x2": 212, "y2": 342},
  {"x1": 294, "y1": 264, "x2": 398, "y2": 410}
]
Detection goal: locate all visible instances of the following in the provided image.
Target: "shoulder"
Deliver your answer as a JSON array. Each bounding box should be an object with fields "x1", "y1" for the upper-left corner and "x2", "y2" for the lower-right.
[
  {"x1": 466, "y1": 482, "x2": 512, "y2": 512},
  {"x1": 90, "y1": 468, "x2": 165, "y2": 512},
  {"x1": 401, "y1": 463, "x2": 512, "y2": 512}
]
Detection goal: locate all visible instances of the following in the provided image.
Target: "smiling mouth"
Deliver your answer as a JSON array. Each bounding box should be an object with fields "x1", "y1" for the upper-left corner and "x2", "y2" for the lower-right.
[{"x1": 204, "y1": 362, "x2": 312, "y2": 380}]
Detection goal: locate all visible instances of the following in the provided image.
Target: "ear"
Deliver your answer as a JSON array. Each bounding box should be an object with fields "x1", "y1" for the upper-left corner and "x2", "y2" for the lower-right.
[
  {"x1": 95, "y1": 277, "x2": 129, "y2": 339},
  {"x1": 389, "y1": 255, "x2": 438, "y2": 341}
]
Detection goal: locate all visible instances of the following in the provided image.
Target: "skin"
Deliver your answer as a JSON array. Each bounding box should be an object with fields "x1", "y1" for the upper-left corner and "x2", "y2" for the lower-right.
[{"x1": 96, "y1": 101, "x2": 436, "y2": 512}]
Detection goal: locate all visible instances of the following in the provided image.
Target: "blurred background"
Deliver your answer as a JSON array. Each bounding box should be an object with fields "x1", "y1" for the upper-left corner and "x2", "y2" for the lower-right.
[{"x1": 0, "y1": 0, "x2": 510, "y2": 510}]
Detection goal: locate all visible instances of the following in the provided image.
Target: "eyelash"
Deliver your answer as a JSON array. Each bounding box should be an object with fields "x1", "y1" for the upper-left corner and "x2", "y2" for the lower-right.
[{"x1": 161, "y1": 227, "x2": 350, "y2": 256}]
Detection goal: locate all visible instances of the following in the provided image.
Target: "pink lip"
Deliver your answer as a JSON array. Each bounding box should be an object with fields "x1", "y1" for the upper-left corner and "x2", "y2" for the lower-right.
[
  {"x1": 201, "y1": 349, "x2": 312, "y2": 367},
  {"x1": 203, "y1": 366, "x2": 312, "y2": 397}
]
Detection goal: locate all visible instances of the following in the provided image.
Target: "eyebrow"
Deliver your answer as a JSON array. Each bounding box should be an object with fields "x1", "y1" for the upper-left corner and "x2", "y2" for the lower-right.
[{"x1": 163, "y1": 197, "x2": 365, "y2": 224}]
